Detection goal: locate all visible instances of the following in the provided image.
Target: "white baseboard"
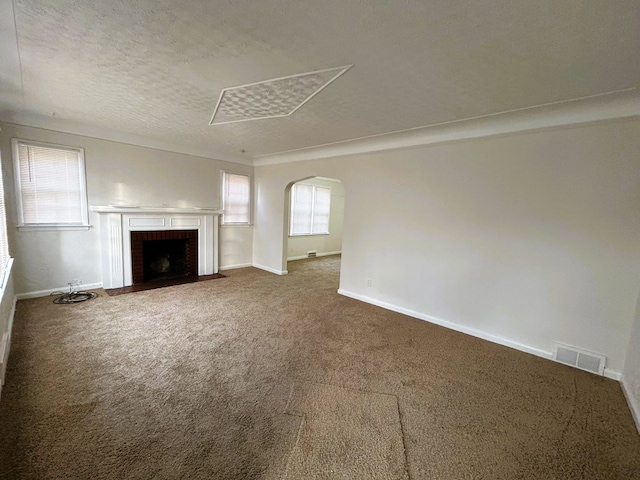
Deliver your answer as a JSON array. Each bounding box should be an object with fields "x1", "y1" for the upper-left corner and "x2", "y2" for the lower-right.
[
  {"x1": 604, "y1": 369, "x2": 622, "y2": 381},
  {"x1": 621, "y1": 376, "x2": 640, "y2": 435},
  {"x1": 252, "y1": 264, "x2": 288, "y2": 276},
  {"x1": 337, "y1": 288, "x2": 622, "y2": 381},
  {"x1": 287, "y1": 251, "x2": 342, "y2": 261},
  {"x1": 219, "y1": 263, "x2": 253, "y2": 271},
  {"x1": 16, "y1": 282, "x2": 103, "y2": 300}
]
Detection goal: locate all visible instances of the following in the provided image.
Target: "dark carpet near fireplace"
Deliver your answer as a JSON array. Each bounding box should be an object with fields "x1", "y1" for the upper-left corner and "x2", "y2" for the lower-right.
[{"x1": 0, "y1": 255, "x2": 638, "y2": 479}]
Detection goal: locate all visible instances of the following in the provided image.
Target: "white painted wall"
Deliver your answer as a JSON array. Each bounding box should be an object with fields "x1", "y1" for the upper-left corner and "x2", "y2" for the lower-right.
[
  {"x1": 253, "y1": 120, "x2": 640, "y2": 374},
  {"x1": 0, "y1": 122, "x2": 253, "y2": 294},
  {"x1": 623, "y1": 293, "x2": 640, "y2": 432},
  {"x1": 287, "y1": 177, "x2": 344, "y2": 260}
]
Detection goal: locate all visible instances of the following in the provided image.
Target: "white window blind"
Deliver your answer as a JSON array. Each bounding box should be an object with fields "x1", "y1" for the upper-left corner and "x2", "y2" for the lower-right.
[
  {"x1": 290, "y1": 184, "x2": 331, "y2": 236},
  {"x1": 13, "y1": 140, "x2": 88, "y2": 226},
  {"x1": 222, "y1": 172, "x2": 251, "y2": 224},
  {"x1": 0, "y1": 151, "x2": 10, "y2": 281}
]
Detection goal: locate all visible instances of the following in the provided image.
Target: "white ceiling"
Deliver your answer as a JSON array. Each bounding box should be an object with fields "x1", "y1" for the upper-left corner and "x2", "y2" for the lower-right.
[{"x1": 1, "y1": 0, "x2": 639, "y2": 165}]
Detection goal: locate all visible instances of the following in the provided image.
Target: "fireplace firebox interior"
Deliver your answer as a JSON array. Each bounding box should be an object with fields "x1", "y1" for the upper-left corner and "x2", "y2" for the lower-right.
[{"x1": 131, "y1": 230, "x2": 198, "y2": 284}]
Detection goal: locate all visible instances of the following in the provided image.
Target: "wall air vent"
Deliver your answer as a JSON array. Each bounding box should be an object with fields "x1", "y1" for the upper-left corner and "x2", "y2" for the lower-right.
[
  {"x1": 307, "y1": 251, "x2": 317, "y2": 258},
  {"x1": 210, "y1": 65, "x2": 352, "y2": 125},
  {"x1": 554, "y1": 343, "x2": 606, "y2": 375}
]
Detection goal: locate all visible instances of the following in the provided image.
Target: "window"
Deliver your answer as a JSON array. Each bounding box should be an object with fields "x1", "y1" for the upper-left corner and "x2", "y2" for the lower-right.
[
  {"x1": 12, "y1": 139, "x2": 88, "y2": 228},
  {"x1": 290, "y1": 183, "x2": 331, "y2": 236},
  {"x1": 221, "y1": 171, "x2": 251, "y2": 225},
  {"x1": 0, "y1": 151, "x2": 11, "y2": 285}
]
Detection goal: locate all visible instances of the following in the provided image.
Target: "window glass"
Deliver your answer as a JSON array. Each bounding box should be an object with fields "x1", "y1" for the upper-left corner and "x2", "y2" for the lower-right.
[{"x1": 13, "y1": 139, "x2": 88, "y2": 226}]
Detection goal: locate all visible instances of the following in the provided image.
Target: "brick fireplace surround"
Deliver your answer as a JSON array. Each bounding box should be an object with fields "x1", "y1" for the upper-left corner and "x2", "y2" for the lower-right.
[
  {"x1": 91, "y1": 206, "x2": 222, "y2": 289},
  {"x1": 130, "y1": 229, "x2": 198, "y2": 284}
]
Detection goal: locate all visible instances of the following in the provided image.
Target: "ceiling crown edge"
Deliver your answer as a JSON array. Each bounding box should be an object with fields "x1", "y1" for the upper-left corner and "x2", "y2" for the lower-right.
[
  {"x1": 253, "y1": 88, "x2": 640, "y2": 166},
  {"x1": 0, "y1": 113, "x2": 253, "y2": 166}
]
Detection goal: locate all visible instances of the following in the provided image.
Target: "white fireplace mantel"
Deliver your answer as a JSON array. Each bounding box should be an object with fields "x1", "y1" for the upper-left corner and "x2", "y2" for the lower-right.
[{"x1": 91, "y1": 205, "x2": 223, "y2": 289}]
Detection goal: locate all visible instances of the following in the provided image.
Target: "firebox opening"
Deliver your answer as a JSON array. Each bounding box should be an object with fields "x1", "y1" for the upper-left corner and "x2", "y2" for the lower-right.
[
  {"x1": 143, "y1": 239, "x2": 190, "y2": 282},
  {"x1": 131, "y1": 230, "x2": 198, "y2": 285}
]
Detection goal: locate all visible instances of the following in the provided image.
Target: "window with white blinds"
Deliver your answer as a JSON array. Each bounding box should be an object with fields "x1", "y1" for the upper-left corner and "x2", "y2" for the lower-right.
[
  {"x1": 0, "y1": 151, "x2": 10, "y2": 283},
  {"x1": 12, "y1": 139, "x2": 88, "y2": 227},
  {"x1": 222, "y1": 171, "x2": 251, "y2": 225},
  {"x1": 290, "y1": 184, "x2": 331, "y2": 236}
]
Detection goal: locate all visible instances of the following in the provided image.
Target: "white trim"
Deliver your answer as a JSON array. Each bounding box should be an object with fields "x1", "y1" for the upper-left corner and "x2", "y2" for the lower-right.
[
  {"x1": 0, "y1": 298, "x2": 16, "y2": 365},
  {"x1": 621, "y1": 376, "x2": 640, "y2": 435},
  {"x1": 93, "y1": 208, "x2": 220, "y2": 288},
  {"x1": 252, "y1": 263, "x2": 288, "y2": 275},
  {"x1": 0, "y1": 332, "x2": 8, "y2": 370},
  {"x1": 90, "y1": 205, "x2": 222, "y2": 215},
  {"x1": 210, "y1": 65, "x2": 352, "y2": 125},
  {"x1": 219, "y1": 263, "x2": 253, "y2": 271},
  {"x1": 603, "y1": 369, "x2": 622, "y2": 381},
  {"x1": 313, "y1": 177, "x2": 343, "y2": 183},
  {"x1": 0, "y1": 258, "x2": 14, "y2": 296},
  {"x1": 337, "y1": 288, "x2": 623, "y2": 380},
  {"x1": 15, "y1": 282, "x2": 102, "y2": 300},
  {"x1": 254, "y1": 88, "x2": 640, "y2": 166},
  {"x1": 0, "y1": 118, "x2": 251, "y2": 166},
  {"x1": 0, "y1": 295, "x2": 18, "y2": 399},
  {"x1": 287, "y1": 251, "x2": 342, "y2": 261}
]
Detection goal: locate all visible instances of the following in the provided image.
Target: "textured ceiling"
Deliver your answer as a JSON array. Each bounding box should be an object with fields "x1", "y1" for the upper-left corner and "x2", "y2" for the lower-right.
[{"x1": 1, "y1": 0, "x2": 639, "y2": 163}]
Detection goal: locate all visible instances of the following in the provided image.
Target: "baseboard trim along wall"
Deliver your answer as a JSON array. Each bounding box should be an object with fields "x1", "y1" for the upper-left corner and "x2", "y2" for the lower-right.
[
  {"x1": 16, "y1": 283, "x2": 103, "y2": 301},
  {"x1": 621, "y1": 377, "x2": 640, "y2": 435},
  {"x1": 219, "y1": 263, "x2": 253, "y2": 271},
  {"x1": 337, "y1": 289, "x2": 623, "y2": 381},
  {"x1": 252, "y1": 264, "x2": 288, "y2": 276},
  {"x1": 287, "y1": 251, "x2": 342, "y2": 261}
]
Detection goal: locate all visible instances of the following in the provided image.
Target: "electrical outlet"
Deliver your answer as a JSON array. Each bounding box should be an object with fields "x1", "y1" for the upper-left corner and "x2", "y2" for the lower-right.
[
  {"x1": 366, "y1": 278, "x2": 372, "y2": 287},
  {"x1": 70, "y1": 278, "x2": 82, "y2": 286}
]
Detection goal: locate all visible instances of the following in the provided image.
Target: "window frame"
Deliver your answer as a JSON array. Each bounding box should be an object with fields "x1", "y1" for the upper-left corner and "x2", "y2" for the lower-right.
[
  {"x1": 289, "y1": 183, "x2": 331, "y2": 237},
  {"x1": 0, "y1": 147, "x2": 12, "y2": 294},
  {"x1": 220, "y1": 170, "x2": 252, "y2": 226},
  {"x1": 12, "y1": 138, "x2": 90, "y2": 230}
]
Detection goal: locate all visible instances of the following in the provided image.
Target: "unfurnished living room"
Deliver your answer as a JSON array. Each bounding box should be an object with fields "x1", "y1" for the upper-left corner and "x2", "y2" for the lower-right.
[{"x1": 0, "y1": 1, "x2": 639, "y2": 479}]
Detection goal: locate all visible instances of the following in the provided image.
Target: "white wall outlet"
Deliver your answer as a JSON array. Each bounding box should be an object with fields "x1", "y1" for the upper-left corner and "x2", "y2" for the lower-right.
[
  {"x1": 366, "y1": 278, "x2": 372, "y2": 287},
  {"x1": 70, "y1": 278, "x2": 82, "y2": 286}
]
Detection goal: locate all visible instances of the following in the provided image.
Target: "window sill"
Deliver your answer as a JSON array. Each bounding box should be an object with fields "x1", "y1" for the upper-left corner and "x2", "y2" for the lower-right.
[
  {"x1": 17, "y1": 224, "x2": 91, "y2": 232},
  {"x1": 221, "y1": 224, "x2": 252, "y2": 228},
  {"x1": 289, "y1": 233, "x2": 330, "y2": 237}
]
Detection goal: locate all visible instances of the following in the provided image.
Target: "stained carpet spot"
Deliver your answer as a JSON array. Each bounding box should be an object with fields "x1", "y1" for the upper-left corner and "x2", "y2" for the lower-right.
[{"x1": 281, "y1": 383, "x2": 409, "y2": 480}]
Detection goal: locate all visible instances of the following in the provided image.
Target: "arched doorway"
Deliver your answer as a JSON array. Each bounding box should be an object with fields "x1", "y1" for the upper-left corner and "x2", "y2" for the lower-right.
[{"x1": 282, "y1": 176, "x2": 344, "y2": 274}]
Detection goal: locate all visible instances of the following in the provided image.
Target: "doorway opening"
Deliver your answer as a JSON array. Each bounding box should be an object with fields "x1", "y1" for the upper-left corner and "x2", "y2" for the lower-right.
[{"x1": 283, "y1": 176, "x2": 344, "y2": 271}]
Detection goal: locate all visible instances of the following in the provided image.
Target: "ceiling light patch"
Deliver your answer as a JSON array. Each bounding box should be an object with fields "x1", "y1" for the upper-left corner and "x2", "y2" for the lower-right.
[{"x1": 210, "y1": 65, "x2": 352, "y2": 125}]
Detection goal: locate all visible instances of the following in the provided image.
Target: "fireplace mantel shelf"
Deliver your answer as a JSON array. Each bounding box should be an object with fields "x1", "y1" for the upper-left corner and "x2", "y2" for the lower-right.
[{"x1": 91, "y1": 205, "x2": 223, "y2": 215}]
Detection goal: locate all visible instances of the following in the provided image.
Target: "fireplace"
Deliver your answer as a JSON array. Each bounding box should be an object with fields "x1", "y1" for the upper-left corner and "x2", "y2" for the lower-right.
[
  {"x1": 131, "y1": 230, "x2": 198, "y2": 284},
  {"x1": 92, "y1": 206, "x2": 222, "y2": 289}
]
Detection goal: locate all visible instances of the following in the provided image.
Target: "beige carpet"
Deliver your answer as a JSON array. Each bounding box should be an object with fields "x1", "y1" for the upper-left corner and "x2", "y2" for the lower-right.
[
  {"x1": 0, "y1": 255, "x2": 639, "y2": 479},
  {"x1": 281, "y1": 383, "x2": 408, "y2": 479}
]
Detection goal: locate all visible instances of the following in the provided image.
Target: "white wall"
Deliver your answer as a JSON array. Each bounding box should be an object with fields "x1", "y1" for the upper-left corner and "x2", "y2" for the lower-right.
[
  {"x1": 253, "y1": 120, "x2": 640, "y2": 374},
  {"x1": 623, "y1": 293, "x2": 640, "y2": 432},
  {"x1": 287, "y1": 177, "x2": 344, "y2": 260},
  {"x1": 0, "y1": 122, "x2": 253, "y2": 294}
]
